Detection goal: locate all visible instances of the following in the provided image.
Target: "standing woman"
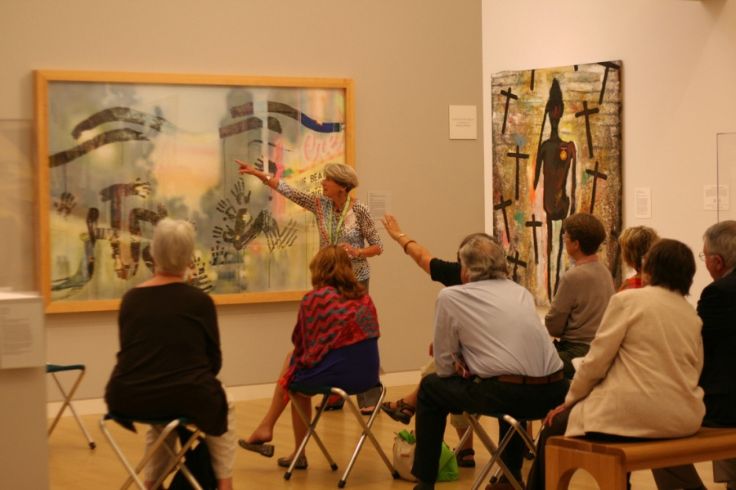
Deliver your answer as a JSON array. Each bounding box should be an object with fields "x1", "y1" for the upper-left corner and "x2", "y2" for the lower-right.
[
  {"x1": 236, "y1": 160, "x2": 382, "y2": 411},
  {"x1": 236, "y1": 161, "x2": 382, "y2": 289}
]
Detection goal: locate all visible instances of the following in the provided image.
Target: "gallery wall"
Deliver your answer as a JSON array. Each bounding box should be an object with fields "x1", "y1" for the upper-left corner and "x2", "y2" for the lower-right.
[
  {"x1": 482, "y1": 0, "x2": 736, "y2": 302},
  {"x1": 0, "y1": 0, "x2": 484, "y2": 398}
]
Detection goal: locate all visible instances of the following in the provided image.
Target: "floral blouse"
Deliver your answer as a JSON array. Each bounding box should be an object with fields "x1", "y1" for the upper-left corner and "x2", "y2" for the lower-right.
[{"x1": 277, "y1": 181, "x2": 382, "y2": 281}]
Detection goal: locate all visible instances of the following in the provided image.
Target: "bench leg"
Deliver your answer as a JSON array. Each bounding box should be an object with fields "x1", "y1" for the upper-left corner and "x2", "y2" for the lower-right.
[{"x1": 546, "y1": 445, "x2": 627, "y2": 490}]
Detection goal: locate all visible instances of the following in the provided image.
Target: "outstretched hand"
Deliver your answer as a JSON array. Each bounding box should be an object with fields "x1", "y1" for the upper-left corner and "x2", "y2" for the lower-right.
[
  {"x1": 382, "y1": 213, "x2": 404, "y2": 241},
  {"x1": 235, "y1": 159, "x2": 258, "y2": 176}
]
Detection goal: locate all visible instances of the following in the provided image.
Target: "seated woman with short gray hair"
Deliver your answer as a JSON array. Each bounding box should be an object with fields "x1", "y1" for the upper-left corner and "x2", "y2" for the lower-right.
[{"x1": 104, "y1": 218, "x2": 236, "y2": 490}]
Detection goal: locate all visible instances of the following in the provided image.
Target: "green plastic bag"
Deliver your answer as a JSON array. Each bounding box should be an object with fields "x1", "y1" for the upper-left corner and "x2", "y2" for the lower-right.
[
  {"x1": 392, "y1": 430, "x2": 458, "y2": 482},
  {"x1": 437, "y1": 441, "x2": 459, "y2": 482}
]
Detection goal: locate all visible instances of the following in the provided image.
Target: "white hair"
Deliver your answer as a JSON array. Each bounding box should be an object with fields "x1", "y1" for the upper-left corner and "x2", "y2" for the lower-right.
[
  {"x1": 150, "y1": 218, "x2": 195, "y2": 275},
  {"x1": 458, "y1": 234, "x2": 507, "y2": 282},
  {"x1": 704, "y1": 220, "x2": 736, "y2": 269}
]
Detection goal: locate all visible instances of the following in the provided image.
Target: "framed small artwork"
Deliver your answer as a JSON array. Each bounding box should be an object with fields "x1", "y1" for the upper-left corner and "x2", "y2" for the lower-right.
[{"x1": 35, "y1": 70, "x2": 354, "y2": 313}]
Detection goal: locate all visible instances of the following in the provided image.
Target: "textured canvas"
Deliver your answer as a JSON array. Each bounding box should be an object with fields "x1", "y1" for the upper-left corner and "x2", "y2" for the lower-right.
[
  {"x1": 491, "y1": 61, "x2": 622, "y2": 305},
  {"x1": 37, "y1": 72, "x2": 351, "y2": 312}
]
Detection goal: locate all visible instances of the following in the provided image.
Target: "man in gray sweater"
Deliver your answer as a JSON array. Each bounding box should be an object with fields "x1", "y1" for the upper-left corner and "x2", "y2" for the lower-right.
[{"x1": 545, "y1": 212, "x2": 615, "y2": 378}]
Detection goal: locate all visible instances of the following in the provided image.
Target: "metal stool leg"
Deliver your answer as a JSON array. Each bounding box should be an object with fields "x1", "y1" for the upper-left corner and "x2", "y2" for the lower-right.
[
  {"x1": 286, "y1": 383, "x2": 398, "y2": 487},
  {"x1": 99, "y1": 415, "x2": 205, "y2": 490},
  {"x1": 285, "y1": 392, "x2": 338, "y2": 480},
  {"x1": 339, "y1": 385, "x2": 397, "y2": 487},
  {"x1": 466, "y1": 414, "x2": 531, "y2": 490}
]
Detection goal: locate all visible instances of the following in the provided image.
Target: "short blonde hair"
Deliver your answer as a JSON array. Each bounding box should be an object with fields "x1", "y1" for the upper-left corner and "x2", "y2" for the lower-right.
[
  {"x1": 324, "y1": 163, "x2": 359, "y2": 192},
  {"x1": 151, "y1": 218, "x2": 195, "y2": 275},
  {"x1": 619, "y1": 226, "x2": 659, "y2": 272}
]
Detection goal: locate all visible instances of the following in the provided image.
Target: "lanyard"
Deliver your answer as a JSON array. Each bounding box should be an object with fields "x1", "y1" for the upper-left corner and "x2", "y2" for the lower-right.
[{"x1": 328, "y1": 196, "x2": 351, "y2": 245}]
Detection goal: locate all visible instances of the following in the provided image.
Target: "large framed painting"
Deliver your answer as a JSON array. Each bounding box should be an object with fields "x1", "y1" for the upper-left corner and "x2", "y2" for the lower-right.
[
  {"x1": 35, "y1": 70, "x2": 353, "y2": 313},
  {"x1": 491, "y1": 61, "x2": 622, "y2": 305}
]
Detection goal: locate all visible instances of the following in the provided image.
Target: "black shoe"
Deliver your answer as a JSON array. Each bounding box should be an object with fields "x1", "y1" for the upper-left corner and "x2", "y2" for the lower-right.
[
  {"x1": 318, "y1": 394, "x2": 345, "y2": 411},
  {"x1": 456, "y1": 447, "x2": 475, "y2": 468}
]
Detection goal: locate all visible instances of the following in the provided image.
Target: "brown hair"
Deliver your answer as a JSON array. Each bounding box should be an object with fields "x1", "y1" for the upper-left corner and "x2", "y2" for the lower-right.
[
  {"x1": 642, "y1": 239, "x2": 695, "y2": 296},
  {"x1": 309, "y1": 246, "x2": 364, "y2": 299},
  {"x1": 619, "y1": 226, "x2": 659, "y2": 272},
  {"x1": 562, "y1": 213, "x2": 606, "y2": 255}
]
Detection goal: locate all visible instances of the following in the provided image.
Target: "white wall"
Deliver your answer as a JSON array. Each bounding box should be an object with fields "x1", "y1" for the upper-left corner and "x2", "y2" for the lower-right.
[
  {"x1": 0, "y1": 0, "x2": 484, "y2": 399},
  {"x1": 482, "y1": 0, "x2": 736, "y2": 300}
]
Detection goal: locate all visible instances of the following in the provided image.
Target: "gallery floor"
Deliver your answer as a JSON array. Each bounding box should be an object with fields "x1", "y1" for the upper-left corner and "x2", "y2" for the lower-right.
[{"x1": 48, "y1": 385, "x2": 720, "y2": 489}]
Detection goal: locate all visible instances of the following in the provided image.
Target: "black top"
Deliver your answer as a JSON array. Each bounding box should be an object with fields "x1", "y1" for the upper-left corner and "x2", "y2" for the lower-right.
[
  {"x1": 105, "y1": 283, "x2": 228, "y2": 435},
  {"x1": 429, "y1": 258, "x2": 462, "y2": 287},
  {"x1": 699, "y1": 270, "x2": 736, "y2": 426}
]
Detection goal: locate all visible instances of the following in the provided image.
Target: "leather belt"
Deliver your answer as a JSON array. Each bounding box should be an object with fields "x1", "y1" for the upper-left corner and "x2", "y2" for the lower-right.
[{"x1": 495, "y1": 370, "x2": 564, "y2": 385}]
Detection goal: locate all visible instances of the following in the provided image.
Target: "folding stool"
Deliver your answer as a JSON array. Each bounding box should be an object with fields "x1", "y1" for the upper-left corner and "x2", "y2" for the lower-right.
[
  {"x1": 458, "y1": 413, "x2": 538, "y2": 490},
  {"x1": 99, "y1": 413, "x2": 205, "y2": 490},
  {"x1": 46, "y1": 363, "x2": 96, "y2": 449},
  {"x1": 285, "y1": 383, "x2": 399, "y2": 488}
]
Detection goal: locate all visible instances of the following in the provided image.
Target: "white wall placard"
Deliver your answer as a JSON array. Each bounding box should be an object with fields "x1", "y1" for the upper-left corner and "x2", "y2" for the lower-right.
[
  {"x1": 704, "y1": 184, "x2": 730, "y2": 211},
  {"x1": 448, "y1": 105, "x2": 478, "y2": 140},
  {"x1": 0, "y1": 292, "x2": 44, "y2": 369},
  {"x1": 634, "y1": 187, "x2": 652, "y2": 218},
  {"x1": 367, "y1": 191, "x2": 391, "y2": 222}
]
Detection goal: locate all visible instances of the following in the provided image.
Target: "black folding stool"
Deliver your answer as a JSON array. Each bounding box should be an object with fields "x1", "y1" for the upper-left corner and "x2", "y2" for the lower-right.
[{"x1": 46, "y1": 363, "x2": 96, "y2": 449}]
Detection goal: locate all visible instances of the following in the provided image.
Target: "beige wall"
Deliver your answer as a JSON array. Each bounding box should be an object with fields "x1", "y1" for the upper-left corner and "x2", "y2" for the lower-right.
[
  {"x1": 0, "y1": 0, "x2": 485, "y2": 398},
  {"x1": 482, "y1": 0, "x2": 736, "y2": 301}
]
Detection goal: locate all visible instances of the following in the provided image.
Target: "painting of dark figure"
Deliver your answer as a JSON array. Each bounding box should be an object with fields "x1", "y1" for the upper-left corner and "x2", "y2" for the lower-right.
[{"x1": 491, "y1": 61, "x2": 622, "y2": 305}]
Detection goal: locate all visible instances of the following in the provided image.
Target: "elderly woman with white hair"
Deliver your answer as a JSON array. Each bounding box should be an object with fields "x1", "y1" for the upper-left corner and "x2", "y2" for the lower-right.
[{"x1": 105, "y1": 218, "x2": 236, "y2": 490}]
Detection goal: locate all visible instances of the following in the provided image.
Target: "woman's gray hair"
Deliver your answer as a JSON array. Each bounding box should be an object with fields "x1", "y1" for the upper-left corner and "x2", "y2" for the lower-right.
[
  {"x1": 150, "y1": 218, "x2": 195, "y2": 275},
  {"x1": 458, "y1": 234, "x2": 508, "y2": 281},
  {"x1": 324, "y1": 163, "x2": 359, "y2": 192},
  {"x1": 704, "y1": 220, "x2": 736, "y2": 269}
]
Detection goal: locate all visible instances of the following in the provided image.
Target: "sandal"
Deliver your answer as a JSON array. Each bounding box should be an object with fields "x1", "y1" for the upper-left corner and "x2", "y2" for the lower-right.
[
  {"x1": 456, "y1": 447, "x2": 476, "y2": 468},
  {"x1": 238, "y1": 439, "x2": 275, "y2": 458},
  {"x1": 380, "y1": 398, "x2": 416, "y2": 424},
  {"x1": 359, "y1": 406, "x2": 376, "y2": 416}
]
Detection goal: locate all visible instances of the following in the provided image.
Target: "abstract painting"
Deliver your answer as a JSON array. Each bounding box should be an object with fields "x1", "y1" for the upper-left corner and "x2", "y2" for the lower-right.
[
  {"x1": 35, "y1": 71, "x2": 353, "y2": 313},
  {"x1": 490, "y1": 61, "x2": 622, "y2": 305}
]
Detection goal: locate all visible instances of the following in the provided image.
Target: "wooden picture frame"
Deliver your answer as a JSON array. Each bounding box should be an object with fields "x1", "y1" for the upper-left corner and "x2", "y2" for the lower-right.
[{"x1": 35, "y1": 70, "x2": 354, "y2": 313}]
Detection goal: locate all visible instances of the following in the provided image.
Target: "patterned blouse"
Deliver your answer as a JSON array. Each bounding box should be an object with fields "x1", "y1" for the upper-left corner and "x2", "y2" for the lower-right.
[
  {"x1": 276, "y1": 181, "x2": 382, "y2": 282},
  {"x1": 279, "y1": 285, "x2": 380, "y2": 388}
]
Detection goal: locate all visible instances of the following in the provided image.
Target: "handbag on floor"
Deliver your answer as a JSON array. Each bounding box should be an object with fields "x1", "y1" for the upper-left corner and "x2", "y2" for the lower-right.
[{"x1": 392, "y1": 430, "x2": 458, "y2": 482}]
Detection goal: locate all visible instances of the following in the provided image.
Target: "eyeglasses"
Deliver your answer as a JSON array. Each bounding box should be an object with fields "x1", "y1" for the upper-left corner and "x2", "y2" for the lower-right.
[{"x1": 699, "y1": 251, "x2": 720, "y2": 262}]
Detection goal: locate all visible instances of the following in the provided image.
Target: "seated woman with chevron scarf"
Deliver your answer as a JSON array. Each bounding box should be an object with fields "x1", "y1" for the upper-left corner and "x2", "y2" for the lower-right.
[{"x1": 238, "y1": 245, "x2": 381, "y2": 469}]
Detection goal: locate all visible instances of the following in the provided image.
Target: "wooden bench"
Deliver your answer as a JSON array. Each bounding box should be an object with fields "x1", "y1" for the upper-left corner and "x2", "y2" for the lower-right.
[{"x1": 546, "y1": 427, "x2": 736, "y2": 490}]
